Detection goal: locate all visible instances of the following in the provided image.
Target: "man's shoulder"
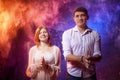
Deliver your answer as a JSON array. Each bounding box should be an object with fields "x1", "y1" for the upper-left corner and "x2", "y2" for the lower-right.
[
  {"x1": 90, "y1": 29, "x2": 100, "y2": 37},
  {"x1": 63, "y1": 28, "x2": 74, "y2": 34},
  {"x1": 91, "y1": 30, "x2": 99, "y2": 34}
]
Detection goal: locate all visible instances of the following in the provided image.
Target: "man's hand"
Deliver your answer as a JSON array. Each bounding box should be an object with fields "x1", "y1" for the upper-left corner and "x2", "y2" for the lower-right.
[
  {"x1": 82, "y1": 56, "x2": 91, "y2": 68},
  {"x1": 87, "y1": 54, "x2": 101, "y2": 62},
  {"x1": 82, "y1": 54, "x2": 101, "y2": 68}
]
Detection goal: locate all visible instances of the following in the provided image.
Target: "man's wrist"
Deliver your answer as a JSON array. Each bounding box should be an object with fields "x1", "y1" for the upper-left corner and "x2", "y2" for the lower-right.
[{"x1": 80, "y1": 56, "x2": 83, "y2": 62}]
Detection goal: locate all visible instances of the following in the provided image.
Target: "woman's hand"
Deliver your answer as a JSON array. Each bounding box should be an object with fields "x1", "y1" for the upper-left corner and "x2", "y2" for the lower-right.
[
  {"x1": 38, "y1": 56, "x2": 46, "y2": 69},
  {"x1": 29, "y1": 64, "x2": 39, "y2": 78}
]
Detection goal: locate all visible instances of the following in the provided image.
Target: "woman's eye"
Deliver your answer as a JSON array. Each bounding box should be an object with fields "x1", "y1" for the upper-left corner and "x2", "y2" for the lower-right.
[{"x1": 43, "y1": 31, "x2": 47, "y2": 33}]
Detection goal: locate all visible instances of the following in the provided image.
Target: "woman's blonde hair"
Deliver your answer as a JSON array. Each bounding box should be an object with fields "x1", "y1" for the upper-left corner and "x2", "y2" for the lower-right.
[{"x1": 34, "y1": 25, "x2": 52, "y2": 47}]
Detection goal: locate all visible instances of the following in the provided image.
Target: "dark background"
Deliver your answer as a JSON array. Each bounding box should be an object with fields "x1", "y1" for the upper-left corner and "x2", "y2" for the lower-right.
[{"x1": 0, "y1": 0, "x2": 120, "y2": 80}]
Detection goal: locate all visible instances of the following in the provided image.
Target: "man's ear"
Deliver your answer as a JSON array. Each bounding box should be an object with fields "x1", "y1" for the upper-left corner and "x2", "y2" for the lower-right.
[{"x1": 73, "y1": 16, "x2": 75, "y2": 21}]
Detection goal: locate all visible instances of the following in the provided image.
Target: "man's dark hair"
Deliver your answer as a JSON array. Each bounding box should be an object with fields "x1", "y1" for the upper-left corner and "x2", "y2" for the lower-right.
[{"x1": 74, "y1": 7, "x2": 88, "y2": 16}]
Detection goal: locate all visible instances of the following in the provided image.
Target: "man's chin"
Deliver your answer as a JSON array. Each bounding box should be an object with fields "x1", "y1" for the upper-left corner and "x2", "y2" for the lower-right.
[{"x1": 77, "y1": 24, "x2": 84, "y2": 27}]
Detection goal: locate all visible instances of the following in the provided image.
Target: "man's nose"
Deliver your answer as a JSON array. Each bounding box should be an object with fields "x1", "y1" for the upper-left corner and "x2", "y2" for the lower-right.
[{"x1": 78, "y1": 15, "x2": 82, "y2": 19}]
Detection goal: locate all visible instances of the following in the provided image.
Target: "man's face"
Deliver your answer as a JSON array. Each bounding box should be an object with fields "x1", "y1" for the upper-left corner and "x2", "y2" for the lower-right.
[{"x1": 74, "y1": 11, "x2": 88, "y2": 27}]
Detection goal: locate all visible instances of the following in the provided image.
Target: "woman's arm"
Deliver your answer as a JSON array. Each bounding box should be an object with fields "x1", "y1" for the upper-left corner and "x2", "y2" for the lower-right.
[
  {"x1": 26, "y1": 47, "x2": 39, "y2": 78},
  {"x1": 46, "y1": 46, "x2": 61, "y2": 78},
  {"x1": 26, "y1": 48, "x2": 33, "y2": 77}
]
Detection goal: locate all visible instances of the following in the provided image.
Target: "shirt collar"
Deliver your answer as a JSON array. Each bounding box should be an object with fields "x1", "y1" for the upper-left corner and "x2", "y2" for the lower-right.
[{"x1": 73, "y1": 25, "x2": 92, "y2": 35}]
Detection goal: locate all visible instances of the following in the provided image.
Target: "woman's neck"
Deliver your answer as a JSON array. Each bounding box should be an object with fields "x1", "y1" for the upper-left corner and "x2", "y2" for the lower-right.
[{"x1": 40, "y1": 42, "x2": 49, "y2": 47}]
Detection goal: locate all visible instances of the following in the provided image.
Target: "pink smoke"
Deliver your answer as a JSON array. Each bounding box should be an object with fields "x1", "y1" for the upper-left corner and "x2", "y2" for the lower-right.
[{"x1": 0, "y1": 0, "x2": 64, "y2": 59}]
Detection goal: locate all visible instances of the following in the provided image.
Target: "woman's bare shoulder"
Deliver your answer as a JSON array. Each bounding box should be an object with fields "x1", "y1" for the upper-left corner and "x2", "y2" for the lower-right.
[
  {"x1": 53, "y1": 45, "x2": 60, "y2": 51},
  {"x1": 29, "y1": 45, "x2": 37, "y2": 53}
]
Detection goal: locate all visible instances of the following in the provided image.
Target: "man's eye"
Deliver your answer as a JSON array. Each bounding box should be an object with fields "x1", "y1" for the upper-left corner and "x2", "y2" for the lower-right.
[
  {"x1": 75, "y1": 15, "x2": 79, "y2": 17},
  {"x1": 75, "y1": 14, "x2": 86, "y2": 18},
  {"x1": 81, "y1": 14, "x2": 86, "y2": 17}
]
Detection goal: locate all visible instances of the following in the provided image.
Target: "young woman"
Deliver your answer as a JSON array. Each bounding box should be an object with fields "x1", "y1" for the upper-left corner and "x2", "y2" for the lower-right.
[{"x1": 26, "y1": 25, "x2": 61, "y2": 80}]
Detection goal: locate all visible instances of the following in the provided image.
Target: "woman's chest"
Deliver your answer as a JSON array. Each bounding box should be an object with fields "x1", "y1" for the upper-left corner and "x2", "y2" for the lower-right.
[{"x1": 33, "y1": 51, "x2": 55, "y2": 64}]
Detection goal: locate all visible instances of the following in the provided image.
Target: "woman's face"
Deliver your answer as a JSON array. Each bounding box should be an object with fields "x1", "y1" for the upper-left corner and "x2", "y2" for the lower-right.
[{"x1": 39, "y1": 28, "x2": 49, "y2": 42}]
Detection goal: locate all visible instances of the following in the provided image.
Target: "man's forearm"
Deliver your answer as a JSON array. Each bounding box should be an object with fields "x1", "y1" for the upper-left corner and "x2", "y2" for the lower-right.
[{"x1": 66, "y1": 54, "x2": 83, "y2": 62}]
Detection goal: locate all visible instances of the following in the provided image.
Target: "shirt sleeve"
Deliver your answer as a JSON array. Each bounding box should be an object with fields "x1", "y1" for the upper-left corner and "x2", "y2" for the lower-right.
[
  {"x1": 62, "y1": 30, "x2": 72, "y2": 59},
  {"x1": 93, "y1": 32, "x2": 101, "y2": 56}
]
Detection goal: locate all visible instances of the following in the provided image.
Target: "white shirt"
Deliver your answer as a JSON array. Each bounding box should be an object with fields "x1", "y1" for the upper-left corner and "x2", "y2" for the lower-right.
[{"x1": 62, "y1": 26, "x2": 101, "y2": 78}]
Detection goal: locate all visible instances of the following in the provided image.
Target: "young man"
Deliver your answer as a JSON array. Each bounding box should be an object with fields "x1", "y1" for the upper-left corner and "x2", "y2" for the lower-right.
[{"x1": 62, "y1": 7, "x2": 101, "y2": 80}]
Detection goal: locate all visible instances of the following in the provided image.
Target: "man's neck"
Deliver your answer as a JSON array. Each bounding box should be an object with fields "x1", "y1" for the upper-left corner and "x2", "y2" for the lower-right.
[{"x1": 77, "y1": 25, "x2": 88, "y2": 33}]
